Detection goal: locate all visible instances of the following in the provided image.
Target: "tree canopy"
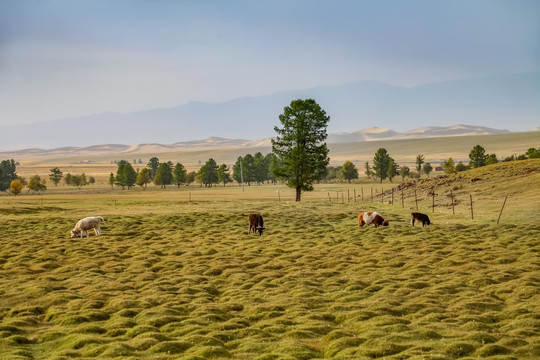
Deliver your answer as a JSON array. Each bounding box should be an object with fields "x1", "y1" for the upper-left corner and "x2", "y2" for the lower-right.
[
  {"x1": 415, "y1": 154, "x2": 425, "y2": 173},
  {"x1": 10, "y1": 179, "x2": 23, "y2": 195},
  {"x1": 49, "y1": 167, "x2": 63, "y2": 187},
  {"x1": 422, "y1": 163, "x2": 433, "y2": 177},
  {"x1": 443, "y1": 158, "x2": 456, "y2": 174},
  {"x1": 198, "y1": 158, "x2": 218, "y2": 187},
  {"x1": 147, "y1": 157, "x2": 160, "y2": 179},
  {"x1": 27, "y1": 175, "x2": 47, "y2": 193},
  {"x1": 155, "y1": 162, "x2": 173, "y2": 188},
  {"x1": 469, "y1": 145, "x2": 487, "y2": 168},
  {"x1": 115, "y1": 160, "x2": 137, "y2": 189},
  {"x1": 373, "y1": 148, "x2": 391, "y2": 183},
  {"x1": 339, "y1": 161, "x2": 358, "y2": 183},
  {"x1": 386, "y1": 157, "x2": 399, "y2": 183},
  {"x1": 173, "y1": 163, "x2": 187, "y2": 188},
  {"x1": 271, "y1": 99, "x2": 330, "y2": 201},
  {"x1": 136, "y1": 168, "x2": 152, "y2": 189},
  {"x1": 0, "y1": 159, "x2": 17, "y2": 192},
  {"x1": 217, "y1": 164, "x2": 232, "y2": 187}
]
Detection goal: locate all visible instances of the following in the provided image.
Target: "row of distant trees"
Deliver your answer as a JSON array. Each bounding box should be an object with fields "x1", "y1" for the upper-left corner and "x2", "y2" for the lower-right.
[
  {"x1": 48, "y1": 168, "x2": 96, "y2": 189},
  {"x1": 1, "y1": 143, "x2": 538, "y2": 194},
  {"x1": 108, "y1": 153, "x2": 281, "y2": 190},
  {"x1": 109, "y1": 157, "x2": 230, "y2": 190},
  {"x1": 0, "y1": 160, "x2": 48, "y2": 195}
]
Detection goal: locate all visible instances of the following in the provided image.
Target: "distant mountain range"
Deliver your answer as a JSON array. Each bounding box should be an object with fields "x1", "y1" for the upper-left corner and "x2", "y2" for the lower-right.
[
  {"x1": 0, "y1": 124, "x2": 521, "y2": 160},
  {"x1": 0, "y1": 72, "x2": 538, "y2": 151}
]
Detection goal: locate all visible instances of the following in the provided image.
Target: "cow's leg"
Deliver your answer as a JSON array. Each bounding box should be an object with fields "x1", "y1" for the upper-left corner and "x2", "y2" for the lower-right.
[{"x1": 412, "y1": 218, "x2": 415, "y2": 226}]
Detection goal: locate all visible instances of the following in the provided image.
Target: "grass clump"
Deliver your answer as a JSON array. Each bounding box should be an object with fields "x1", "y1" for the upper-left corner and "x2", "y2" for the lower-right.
[
  {"x1": 324, "y1": 336, "x2": 366, "y2": 358},
  {"x1": 445, "y1": 342, "x2": 476, "y2": 357},
  {"x1": 148, "y1": 340, "x2": 192, "y2": 354},
  {"x1": 475, "y1": 344, "x2": 513, "y2": 357}
]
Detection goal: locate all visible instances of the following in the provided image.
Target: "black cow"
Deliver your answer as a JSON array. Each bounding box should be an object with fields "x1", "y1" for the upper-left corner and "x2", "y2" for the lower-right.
[{"x1": 411, "y1": 212, "x2": 431, "y2": 227}]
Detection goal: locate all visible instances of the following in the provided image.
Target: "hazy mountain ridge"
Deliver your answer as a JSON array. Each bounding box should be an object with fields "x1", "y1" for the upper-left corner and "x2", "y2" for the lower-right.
[
  {"x1": 0, "y1": 73, "x2": 537, "y2": 151},
  {"x1": 0, "y1": 124, "x2": 518, "y2": 160}
]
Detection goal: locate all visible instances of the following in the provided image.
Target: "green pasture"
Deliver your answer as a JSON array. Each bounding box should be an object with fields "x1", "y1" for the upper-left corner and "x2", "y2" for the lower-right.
[{"x1": 1, "y1": 160, "x2": 539, "y2": 359}]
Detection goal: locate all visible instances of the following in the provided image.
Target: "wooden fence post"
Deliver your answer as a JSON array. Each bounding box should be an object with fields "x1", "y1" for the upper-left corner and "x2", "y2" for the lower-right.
[
  {"x1": 277, "y1": 190, "x2": 280, "y2": 202},
  {"x1": 497, "y1": 196, "x2": 508, "y2": 224},
  {"x1": 371, "y1": 188, "x2": 373, "y2": 202},
  {"x1": 432, "y1": 190, "x2": 435, "y2": 213},
  {"x1": 392, "y1": 188, "x2": 394, "y2": 205},
  {"x1": 470, "y1": 194, "x2": 474, "y2": 220},
  {"x1": 361, "y1": 188, "x2": 364, "y2": 202},
  {"x1": 401, "y1": 187, "x2": 404, "y2": 208},
  {"x1": 328, "y1": 192, "x2": 331, "y2": 202},
  {"x1": 381, "y1": 188, "x2": 384, "y2": 204},
  {"x1": 354, "y1": 189, "x2": 356, "y2": 202},
  {"x1": 342, "y1": 192, "x2": 344, "y2": 203},
  {"x1": 414, "y1": 190, "x2": 418, "y2": 211},
  {"x1": 450, "y1": 190, "x2": 455, "y2": 214}
]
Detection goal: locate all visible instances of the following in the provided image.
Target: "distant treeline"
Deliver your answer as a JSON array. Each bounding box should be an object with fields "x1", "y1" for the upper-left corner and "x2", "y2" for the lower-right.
[{"x1": 1, "y1": 145, "x2": 538, "y2": 194}]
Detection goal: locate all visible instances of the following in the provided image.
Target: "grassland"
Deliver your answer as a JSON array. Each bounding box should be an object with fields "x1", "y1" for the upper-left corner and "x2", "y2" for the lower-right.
[
  {"x1": 7, "y1": 131, "x2": 540, "y2": 169},
  {"x1": 0, "y1": 160, "x2": 539, "y2": 359}
]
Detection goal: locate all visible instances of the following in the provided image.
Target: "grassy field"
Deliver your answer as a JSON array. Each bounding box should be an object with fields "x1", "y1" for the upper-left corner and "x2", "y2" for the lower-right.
[{"x1": 0, "y1": 160, "x2": 539, "y2": 359}]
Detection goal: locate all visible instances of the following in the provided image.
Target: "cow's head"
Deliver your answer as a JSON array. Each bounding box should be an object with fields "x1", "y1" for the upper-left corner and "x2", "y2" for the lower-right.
[
  {"x1": 257, "y1": 226, "x2": 266, "y2": 236},
  {"x1": 382, "y1": 220, "x2": 389, "y2": 226},
  {"x1": 70, "y1": 230, "x2": 79, "y2": 238}
]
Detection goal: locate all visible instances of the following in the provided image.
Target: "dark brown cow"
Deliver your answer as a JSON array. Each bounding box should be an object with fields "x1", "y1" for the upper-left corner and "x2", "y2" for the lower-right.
[
  {"x1": 248, "y1": 213, "x2": 265, "y2": 235},
  {"x1": 411, "y1": 212, "x2": 431, "y2": 227}
]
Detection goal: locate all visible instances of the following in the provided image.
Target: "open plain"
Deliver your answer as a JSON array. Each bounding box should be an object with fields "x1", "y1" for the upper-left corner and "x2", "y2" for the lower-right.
[{"x1": 0, "y1": 159, "x2": 539, "y2": 359}]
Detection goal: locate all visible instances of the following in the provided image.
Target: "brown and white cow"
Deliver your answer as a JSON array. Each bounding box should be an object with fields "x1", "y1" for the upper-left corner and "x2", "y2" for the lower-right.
[
  {"x1": 358, "y1": 211, "x2": 389, "y2": 228},
  {"x1": 411, "y1": 212, "x2": 431, "y2": 227},
  {"x1": 248, "y1": 213, "x2": 265, "y2": 235}
]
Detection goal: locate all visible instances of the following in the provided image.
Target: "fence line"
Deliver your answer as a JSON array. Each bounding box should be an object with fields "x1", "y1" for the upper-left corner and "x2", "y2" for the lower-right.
[{"x1": 352, "y1": 185, "x2": 508, "y2": 224}]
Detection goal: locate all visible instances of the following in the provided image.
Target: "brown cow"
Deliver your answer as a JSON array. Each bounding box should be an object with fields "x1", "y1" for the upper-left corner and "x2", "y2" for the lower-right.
[
  {"x1": 248, "y1": 213, "x2": 265, "y2": 235},
  {"x1": 358, "y1": 211, "x2": 389, "y2": 228},
  {"x1": 411, "y1": 212, "x2": 431, "y2": 227}
]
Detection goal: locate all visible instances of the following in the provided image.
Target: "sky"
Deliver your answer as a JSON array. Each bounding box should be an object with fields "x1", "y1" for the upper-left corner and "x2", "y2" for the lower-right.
[{"x1": 1, "y1": 0, "x2": 539, "y2": 126}]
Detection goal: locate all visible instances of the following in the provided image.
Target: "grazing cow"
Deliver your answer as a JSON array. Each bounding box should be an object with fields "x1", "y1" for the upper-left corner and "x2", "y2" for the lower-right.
[
  {"x1": 411, "y1": 212, "x2": 431, "y2": 227},
  {"x1": 70, "y1": 216, "x2": 105, "y2": 238},
  {"x1": 358, "y1": 211, "x2": 389, "y2": 228},
  {"x1": 248, "y1": 213, "x2": 265, "y2": 236}
]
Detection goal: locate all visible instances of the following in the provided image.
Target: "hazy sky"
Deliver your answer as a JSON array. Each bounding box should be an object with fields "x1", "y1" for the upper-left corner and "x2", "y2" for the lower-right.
[{"x1": 1, "y1": 0, "x2": 539, "y2": 126}]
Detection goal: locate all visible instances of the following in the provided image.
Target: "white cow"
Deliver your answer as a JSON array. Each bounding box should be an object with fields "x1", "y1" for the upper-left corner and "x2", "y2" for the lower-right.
[{"x1": 70, "y1": 216, "x2": 106, "y2": 238}]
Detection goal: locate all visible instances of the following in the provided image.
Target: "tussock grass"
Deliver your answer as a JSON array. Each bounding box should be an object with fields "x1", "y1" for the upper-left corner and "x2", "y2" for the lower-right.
[{"x1": 1, "y1": 160, "x2": 539, "y2": 359}]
